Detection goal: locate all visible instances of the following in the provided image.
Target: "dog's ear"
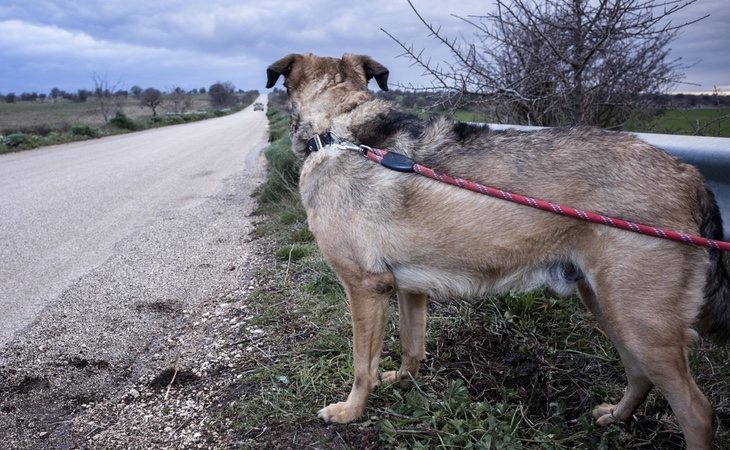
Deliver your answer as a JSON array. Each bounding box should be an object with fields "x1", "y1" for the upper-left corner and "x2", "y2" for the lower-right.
[
  {"x1": 362, "y1": 56, "x2": 390, "y2": 92},
  {"x1": 344, "y1": 54, "x2": 389, "y2": 91},
  {"x1": 266, "y1": 54, "x2": 302, "y2": 88}
]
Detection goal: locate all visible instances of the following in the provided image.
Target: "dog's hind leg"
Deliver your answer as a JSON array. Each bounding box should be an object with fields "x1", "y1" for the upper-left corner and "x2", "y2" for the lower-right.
[
  {"x1": 578, "y1": 259, "x2": 714, "y2": 449},
  {"x1": 577, "y1": 281, "x2": 654, "y2": 425},
  {"x1": 599, "y1": 337, "x2": 713, "y2": 448},
  {"x1": 318, "y1": 270, "x2": 393, "y2": 424},
  {"x1": 382, "y1": 291, "x2": 428, "y2": 389},
  {"x1": 590, "y1": 354, "x2": 652, "y2": 427},
  {"x1": 642, "y1": 347, "x2": 713, "y2": 449}
]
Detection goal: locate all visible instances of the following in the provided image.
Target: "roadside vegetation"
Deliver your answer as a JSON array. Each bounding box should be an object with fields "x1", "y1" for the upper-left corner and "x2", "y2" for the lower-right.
[
  {"x1": 227, "y1": 95, "x2": 729, "y2": 449},
  {"x1": 0, "y1": 85, "x2": 259, "y2": 154}
]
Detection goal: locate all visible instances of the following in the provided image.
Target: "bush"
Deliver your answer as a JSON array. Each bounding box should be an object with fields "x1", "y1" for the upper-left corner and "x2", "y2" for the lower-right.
[
  {"x1": 2, "y1": 133, "x2": 35, "y2": 149},
  {"x1": 110, "y1": 111, "x2": 139, "y2": 131},
  {"x1": 3, "y1": 124, "x2": 61, "y2": 137},
  {"x1": 162, "y1": 116, "x2": 184, "y2": 125},
  {"x1": 71, "y1": 125, "x2": 98, "y2": 138},
  {"x1": 24, "y1": 124, "x2": 55, "y2": 137}
]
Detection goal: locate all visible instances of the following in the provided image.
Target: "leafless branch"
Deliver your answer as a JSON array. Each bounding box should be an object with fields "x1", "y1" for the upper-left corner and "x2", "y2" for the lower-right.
[{"x1": 384, "y1": 0, "x2": 705, "y2": 127}]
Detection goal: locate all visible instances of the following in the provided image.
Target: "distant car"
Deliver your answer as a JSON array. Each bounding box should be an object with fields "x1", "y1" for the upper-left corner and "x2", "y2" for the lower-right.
[{"x1": 253, "y1": 102, "x2": 264, "y2": 111}]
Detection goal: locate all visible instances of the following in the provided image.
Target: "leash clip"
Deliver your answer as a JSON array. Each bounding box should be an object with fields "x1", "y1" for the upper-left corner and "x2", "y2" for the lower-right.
[{"x1": 334, "y1": 141, "x2": 362, "y2": 152}]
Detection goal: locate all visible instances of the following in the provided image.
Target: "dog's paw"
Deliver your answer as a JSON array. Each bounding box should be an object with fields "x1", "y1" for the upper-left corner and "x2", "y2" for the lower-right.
[
  {"x1": 381, "y1": 370, "x2": 398, "y2": 384},
  {"x1": 318, "y1": 402, "x2": 362, "y2": 424},
  {"x1": 381, "y1": 370, "x2": 414, "y2": 389},
  {"x1": 592, "y1": 403, "x2": 618, "y2": 427}
]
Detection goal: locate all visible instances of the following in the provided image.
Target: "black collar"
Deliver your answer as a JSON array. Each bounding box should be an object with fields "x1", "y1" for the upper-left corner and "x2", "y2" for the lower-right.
[{"x1": 305, "y1": 132, "x2": 339, "y2": 155}]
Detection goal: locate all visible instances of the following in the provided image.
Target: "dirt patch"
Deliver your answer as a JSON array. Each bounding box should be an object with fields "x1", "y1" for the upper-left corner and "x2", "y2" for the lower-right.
[
  {"x1": 148, "y1": 367, "x2": 201, "y2": 390},
  {"x1": 248, "y1": 423, "x2": 383, "y2": 450},
  {"x1": 4, "y1": 375, "x2": 50, "y2": 395},
  {"x1": 134, "y1": 299, "x2": 182, "y2": 315}
]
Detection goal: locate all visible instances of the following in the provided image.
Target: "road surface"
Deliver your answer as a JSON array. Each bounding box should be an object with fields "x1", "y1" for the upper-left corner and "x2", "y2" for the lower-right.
[{"x1": 0, "y1": 98, "x2": 268, "y2": 346}]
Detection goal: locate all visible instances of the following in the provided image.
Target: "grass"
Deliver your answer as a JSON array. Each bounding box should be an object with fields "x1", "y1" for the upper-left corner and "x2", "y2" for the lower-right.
[
  {"x1": 650, "y1": 108, "x2": 730, "y2": 137},
  {"x1": 226, "y1": 100, "x2": 730, "y2": 448},
  {"x1": 415, "y1": 110, "x2": 496, "y2": 124}
]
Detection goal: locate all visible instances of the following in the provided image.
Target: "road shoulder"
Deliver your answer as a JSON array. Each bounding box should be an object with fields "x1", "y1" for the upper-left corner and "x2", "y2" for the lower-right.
[{"x1": 0, "y1": 169, "x2": 268, "y2": 448}]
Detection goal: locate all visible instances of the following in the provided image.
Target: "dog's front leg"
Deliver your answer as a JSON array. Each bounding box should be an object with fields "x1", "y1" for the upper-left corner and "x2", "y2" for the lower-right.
[
  {"x1": 318, "y1": 273, "x2": 391, "y2": 423},
  {"x1": 382, "y1": 291, "x2": 427, "y2": 389}
]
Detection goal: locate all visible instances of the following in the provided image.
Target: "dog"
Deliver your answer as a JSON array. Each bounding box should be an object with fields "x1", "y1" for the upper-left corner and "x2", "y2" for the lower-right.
[{"x1": 266, "y1": 53, "x2": 729, "y2": 449}]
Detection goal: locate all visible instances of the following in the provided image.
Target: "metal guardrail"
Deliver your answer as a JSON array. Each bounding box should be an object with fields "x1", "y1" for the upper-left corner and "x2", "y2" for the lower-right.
[{"x1": 487, "y1": 124, "x2": 730, "y2": 240}]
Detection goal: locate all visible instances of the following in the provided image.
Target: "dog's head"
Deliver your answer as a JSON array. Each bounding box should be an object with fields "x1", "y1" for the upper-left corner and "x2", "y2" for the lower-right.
[{"x1": 266, "y1": 53, "x2": 389, "y2": 154}]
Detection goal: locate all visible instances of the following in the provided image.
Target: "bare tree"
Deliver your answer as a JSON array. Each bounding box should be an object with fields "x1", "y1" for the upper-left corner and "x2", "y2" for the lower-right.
[
  {"x1": 167, "y1": 87, "x2": 193, "y2": 114},
  {"x1": 92, "y1": 72, "x2": 124, "y2": 123},
  {"x1": 208, "y1": 81, "x2": 237, "y2": 108},
  {"x1": 386, "y1": 0, "x2": 705, "y2": 128},
  {"x1": 140, "y1": 88, "x2": 163, "y2": 116}
]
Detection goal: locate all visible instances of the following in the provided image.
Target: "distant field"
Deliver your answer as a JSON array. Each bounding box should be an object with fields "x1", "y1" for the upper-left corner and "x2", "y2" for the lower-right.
[
  {"x1": 0, "y1": 93, "x2": 259, "y2": 154},
  {"x1": 0, "y1": 100, "x2": 101, "y2": 132},
  {"x1": 649, "y1": 108, "x2": 730, "y2": 137},
  {"x1": 0, "y1": 94, "x2": 212, "y2": 135}
]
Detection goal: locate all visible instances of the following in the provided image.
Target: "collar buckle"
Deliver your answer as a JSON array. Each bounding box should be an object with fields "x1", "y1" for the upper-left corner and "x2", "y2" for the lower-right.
[
  {"x1": 306, "y1": 132, "x2": 339, "y2": 155},
  {"x1": 305, "y1": 132, "x2": 365, "y2": 156}
]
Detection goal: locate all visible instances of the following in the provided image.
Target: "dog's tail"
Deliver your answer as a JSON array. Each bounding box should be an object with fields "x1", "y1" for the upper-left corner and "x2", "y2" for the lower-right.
[{"x1": 696, "y1": 184, "x2": 730, "y2": 345}]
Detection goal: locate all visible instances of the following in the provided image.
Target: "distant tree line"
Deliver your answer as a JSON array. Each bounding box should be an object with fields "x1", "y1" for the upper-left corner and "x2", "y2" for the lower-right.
[
  {"x1": 375, "y1": 89, "x2": 730, "y2": 112},
  {"x1": 0, "y1": 83, "x2": 257, "y2": 108},
  {"x1": 651, "y1": 92, "x2": 730, "y2": 109},
  {"x1": 0, "y1": 87, "x2": 206, "y2": 104},
  {"x1": 0, "y1": 81, "x2": 259, "y2": 122}
]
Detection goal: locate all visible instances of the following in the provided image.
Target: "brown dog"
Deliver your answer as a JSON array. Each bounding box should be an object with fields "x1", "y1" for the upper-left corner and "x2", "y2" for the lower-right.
[{"x1": 266, "y1": 53, "x2": 729, "y2": 449}]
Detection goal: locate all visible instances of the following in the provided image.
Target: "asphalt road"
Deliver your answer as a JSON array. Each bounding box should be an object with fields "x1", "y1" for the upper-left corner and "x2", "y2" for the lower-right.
[{"x1": 0, "y1": 98, "x2": 269, "y2": 346}]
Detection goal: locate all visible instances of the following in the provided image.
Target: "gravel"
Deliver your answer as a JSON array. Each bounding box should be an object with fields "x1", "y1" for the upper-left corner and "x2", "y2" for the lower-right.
[{"x1": 0, "y1": 166, "x2": 273, "y2": 449}]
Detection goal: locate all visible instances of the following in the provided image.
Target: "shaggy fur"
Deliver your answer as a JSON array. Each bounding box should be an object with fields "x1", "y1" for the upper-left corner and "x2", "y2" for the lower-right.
[{"x1": 266, "y1": 53, "x2": 730, "y2": 449}]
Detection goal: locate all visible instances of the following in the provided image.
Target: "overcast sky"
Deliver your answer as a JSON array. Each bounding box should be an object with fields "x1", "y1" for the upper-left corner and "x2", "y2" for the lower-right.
[{"x1": 1, "y1": 0, "x2": 728, "y2": 95}]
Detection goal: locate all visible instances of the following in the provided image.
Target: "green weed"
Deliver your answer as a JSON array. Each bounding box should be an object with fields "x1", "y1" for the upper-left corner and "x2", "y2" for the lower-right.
[{"x1": 275, "y1": 244, "x2": 311, "y2": 261}]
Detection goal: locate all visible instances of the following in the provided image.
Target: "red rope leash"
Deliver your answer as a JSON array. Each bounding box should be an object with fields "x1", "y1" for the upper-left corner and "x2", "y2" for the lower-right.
[{"x1": 364, "y1": 147, "x2": 730, "y2": 252}]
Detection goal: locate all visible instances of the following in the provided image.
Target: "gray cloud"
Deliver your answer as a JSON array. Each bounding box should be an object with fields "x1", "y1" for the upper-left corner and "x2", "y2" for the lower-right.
[
  {"x1": 0, "y1": 0, "x2": 727, "y2": 94},
  {"x1": 667, "y1": 0, "x2": 730, "y2": 90}
]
